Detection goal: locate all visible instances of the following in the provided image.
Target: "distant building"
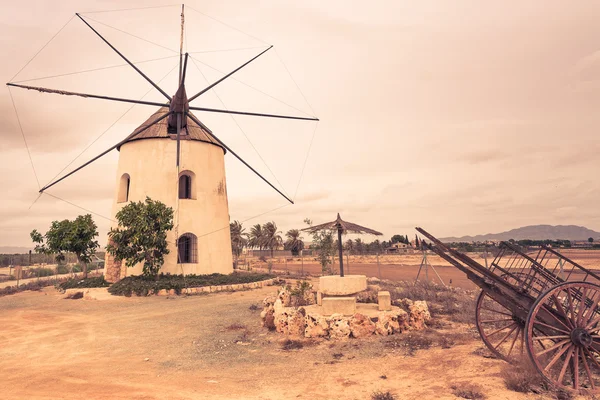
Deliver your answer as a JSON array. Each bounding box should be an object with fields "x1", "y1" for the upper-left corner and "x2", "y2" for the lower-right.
[{"x1": 385, "y1": 242, "x2": 414, "y2": 254}]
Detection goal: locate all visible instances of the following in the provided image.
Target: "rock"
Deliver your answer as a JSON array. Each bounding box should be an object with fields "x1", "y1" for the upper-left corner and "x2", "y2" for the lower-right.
[
  {"x1": 356, "y1": 290, "x2": 377, "y2": 304},
  {"x1": 378, "y1": 291, "x2": 392, "y2": 311},
  {"x1": 375, "y1": 309, "x2": 408, "y2": 335},
  {"x1": 328, "y1": 314, "x2": 351, "y2": 339},
  {"x1": 367, "y1": 277, "x2": 381, "y2": 284},
  {"x1": 158, "y1": 289, "x2": 168, "y2": 296},
  {"x1": 277, "y1": 286, "x2": 292, "y2": 307},
  {"x1": 409, "y1": 300, "x2": 431, "y2": 330},
  {"x1": 274, "y1": 307, "x2": 306, "y2": 336},
  {"x1": 349, "y1": 313, "x2": 376, "y2": 338},
  {"x1": 305, "y1": 313, "x2": 329, "y2": 338},
  {"x1": 263, "y1": 309, "x2": 276, "y2": 331},
  {"x1": 262, "y1": 295, "x2": 277, "y2": 307},
  {"x1": 144, "y1": 358, "x2": 150, "y2": 361}
]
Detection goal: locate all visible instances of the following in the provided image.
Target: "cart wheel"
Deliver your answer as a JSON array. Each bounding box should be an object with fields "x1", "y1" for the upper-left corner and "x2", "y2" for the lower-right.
[
  {"x1": 526, "y1": 281, "x2": 600, "y2": 392},
  {"x1": 475, "y1": 290, "x2": 525, "y2": 361}
]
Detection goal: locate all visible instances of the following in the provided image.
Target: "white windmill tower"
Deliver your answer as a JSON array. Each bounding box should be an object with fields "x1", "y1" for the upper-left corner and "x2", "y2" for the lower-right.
[{"x1": 8, "y1": 5, "x2": 318, "y2": 281}]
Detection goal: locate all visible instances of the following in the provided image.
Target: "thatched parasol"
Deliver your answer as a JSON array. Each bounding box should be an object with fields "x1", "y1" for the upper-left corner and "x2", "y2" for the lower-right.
[{"x1": 302, "y1": 213, "x2": 382, "y2": 277}]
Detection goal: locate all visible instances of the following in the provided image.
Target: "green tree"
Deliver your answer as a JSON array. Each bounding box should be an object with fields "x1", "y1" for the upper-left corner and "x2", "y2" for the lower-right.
[
  {"x1": 230, "y1": 221, "x2": 247, "y2": 265},
  {"x1": 391, "y1": 234, "x2": 403, "y2": 244},
  {"x1": 263, "y1": 221, "x2": 283, "y2": 258},
  {"x1": 248, "y1": 224, "x2": 265, "y2": 250},
  {"x1": 284, "y1": 229, "x2": 304, "y2": 256},
  {"x1": 305, "y1": 219, "x2": 335, "y2": 274},
  {"x1": 589, "y1": 237, "x2": 595, "y2": 244},
  {"x1": 106, "y1": 197, "x2": 174, "y2": 278},
  {"x1": 31, "y1": 214, "x2": 99, "y2": 278}
]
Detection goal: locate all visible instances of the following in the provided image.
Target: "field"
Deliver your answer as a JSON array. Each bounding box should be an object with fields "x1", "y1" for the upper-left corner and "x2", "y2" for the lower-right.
[
  {"x1": 2, "y1": 250, "x2": 600, "y2": 399},
  {"x1": 255, "y1": 250, "x2": 600, "y2": 290}
]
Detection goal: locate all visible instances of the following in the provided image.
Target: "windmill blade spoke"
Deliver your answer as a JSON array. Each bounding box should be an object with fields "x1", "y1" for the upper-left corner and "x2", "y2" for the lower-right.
[
  {"x1": 188, "y1": 106, "x2": 319, "y2": 121},
  {"x1": 76, "y1": 13, "x2": 172, "y2": 101},
  {"x1": 185, "y1": 111, "x2": 293, "y2": 204},
  {"x1": 6, "y1": 83, "x2": 167, "y2": 107},
  {"x1": 188, "y1": 45, "x2": 273, "y2": 102},
  {"x1": 39, "y1": 110, "x2": 173, "y2": 193}
]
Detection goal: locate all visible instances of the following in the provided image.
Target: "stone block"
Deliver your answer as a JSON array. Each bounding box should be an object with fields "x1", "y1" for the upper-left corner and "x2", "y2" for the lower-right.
[
  {"x1": 319, "y1": 275, "x2": 367, "y2": 295},
  {"x1": 321, "y1": 297, "x2": 356, "y2": 316},
  {"x1": 378, "y1": 291, "x2": 392, "y2": 311}
]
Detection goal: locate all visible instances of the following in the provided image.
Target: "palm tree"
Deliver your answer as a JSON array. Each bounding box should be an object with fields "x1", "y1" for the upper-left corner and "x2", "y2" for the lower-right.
[
  {"x1": 263, "y1": 221, "x2": 283, "y2": 258},
  {"x1": 354, "y1": 238, "x2": 365, "y2": 255},
  {"x1": 230, "y1": 221, "x2": 247, "y2": 264},
  {"x1": 344, "y1": 239, "x2": 354, "y2": 254},
  {"x1": 248, "y1": 224, "x2": 265, "y2": 250},
  {"x1": 284, "y1": 229, "x2": 304, "y2": 256}
]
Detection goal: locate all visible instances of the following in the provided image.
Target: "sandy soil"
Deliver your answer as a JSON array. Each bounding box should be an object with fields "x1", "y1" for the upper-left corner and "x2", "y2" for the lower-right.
[{"x1": 0, "y1": 282, "x2": 559, "y2": 400}]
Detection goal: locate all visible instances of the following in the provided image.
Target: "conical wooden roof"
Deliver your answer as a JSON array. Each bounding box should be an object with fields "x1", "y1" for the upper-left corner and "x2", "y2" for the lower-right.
[
  {"x1": 302, "y1": 213, "x2": 383, "y2": 235},
  {"x1": 119, "y1": 107, "x2": 224, "y2": 152}
]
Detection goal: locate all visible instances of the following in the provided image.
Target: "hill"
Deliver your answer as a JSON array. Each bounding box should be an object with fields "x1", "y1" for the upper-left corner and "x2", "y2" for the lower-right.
[
  {"x1": 0, "y1": 246, "x2": 33, "y2": 254},
  {"x1": 440, "y1": 225, "x2": 600, "y2": 242}
]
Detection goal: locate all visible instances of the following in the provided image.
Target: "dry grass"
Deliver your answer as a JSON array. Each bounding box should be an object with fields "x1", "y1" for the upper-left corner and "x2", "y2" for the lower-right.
[
  {"x1": 384, "y1": 329, "x2": 473, "y2": 356},
  {"x1": 499, "y1": 358, "x2": 575, "y2": 400},
  {"x1": 377, "y1": 280, "x2": 476, "y2": 325},
  {"x1": 225, "y1": 323, "x2": 247, "y2": 331},
  {"x1": 65, "y1": 291, "x2": 83, "y2": 299},
  {"x1": 450, "y1": 382, "x2": 487, "y2": 399},
  {"x1": 280, "y1": 339, "x2": 304, "y2": 351},
  {"x1": 370, "y1": 390, "x2": 397, "y2": 400}
]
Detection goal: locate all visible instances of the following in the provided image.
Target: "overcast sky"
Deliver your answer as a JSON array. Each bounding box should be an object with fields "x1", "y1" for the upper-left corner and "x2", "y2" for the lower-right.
[{"x1": 1, "y1": 0, "x2": 600, "y2": 248}]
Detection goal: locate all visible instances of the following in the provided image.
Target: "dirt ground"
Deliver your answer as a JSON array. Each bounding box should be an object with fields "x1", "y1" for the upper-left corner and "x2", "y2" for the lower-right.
[{"x1": 0, "y1": 280, "x2": 567, "y2": 400}]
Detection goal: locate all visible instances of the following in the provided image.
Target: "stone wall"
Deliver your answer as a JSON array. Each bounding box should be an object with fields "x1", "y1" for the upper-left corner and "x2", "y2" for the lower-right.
[{"x1": 261, "y1": 286, "x2": 431, "y2": 340}]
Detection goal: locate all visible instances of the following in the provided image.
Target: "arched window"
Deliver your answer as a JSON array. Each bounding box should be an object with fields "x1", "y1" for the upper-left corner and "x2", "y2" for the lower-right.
[
  {"x1": 178, "y1": 171, "x2": 195, "y2": 199},
  {"x1": 118, "y1": 173, "x2": 130, "y2": 203},
  {"x1": 177, "y1": 233, "x2": 197, "y2": 264}
]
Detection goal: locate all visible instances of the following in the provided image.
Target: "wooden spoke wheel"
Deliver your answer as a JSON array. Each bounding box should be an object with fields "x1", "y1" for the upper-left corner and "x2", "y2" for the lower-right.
[
  {"x1": 526, "y1": 281, "x2": 600, "y2": 392},
  {"x1": 475, "y1": 290, "x2": 525, "y2": 361}
]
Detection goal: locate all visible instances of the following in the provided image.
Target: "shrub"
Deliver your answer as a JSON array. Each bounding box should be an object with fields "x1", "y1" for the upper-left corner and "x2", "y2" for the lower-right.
[
  {"x1": 450, "y1": 383, "x2": 486, "y2": 399},
  {"x1": 108, "y1": 272, "x2": 275, "y2": 297},
  {"x1": 500, "y1": 358, "x2": 546, "y2": 393},
  {"x1": 29, "y1": 267, "x2": 55, "y2": 277},
  {"x1": 58, "y1": 276, "x2": 110, "y2": 291},
  {"x1": 56, "y1": 265, "x2": 70, "y2": 275},
  {"x1": 225, "y1": 323, "x2": 247, "y2": 331},
  {"x1": 371, "y1": 390, "x2": 397, "y2": 400},
  {"x1": 281, "y1": 339, "x2": 303, "y2": 350},
  {"x1": 72, "y1": 264, "x2": 82, "y2": 273}
]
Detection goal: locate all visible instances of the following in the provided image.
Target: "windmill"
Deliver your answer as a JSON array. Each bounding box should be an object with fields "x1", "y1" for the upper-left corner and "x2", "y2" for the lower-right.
[{"x1": 7, "y1": 5, "x2": 319, "y2": 281}]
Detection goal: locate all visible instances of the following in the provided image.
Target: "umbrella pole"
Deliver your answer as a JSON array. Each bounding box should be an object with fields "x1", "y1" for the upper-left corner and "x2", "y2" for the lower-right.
[{"x1": 337, "y1": 227, "x2": 344, "y2": 277}]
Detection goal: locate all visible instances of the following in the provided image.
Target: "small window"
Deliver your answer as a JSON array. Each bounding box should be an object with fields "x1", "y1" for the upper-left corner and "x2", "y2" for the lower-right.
[
  {"x1": 178, "y1": 171, "x2": 195, "y2": 199},
  {"x1": 177, "y1": 233, "x2": 197, "y2": 264},
  {"x1": 118, "y1": 173, "x2": 130, "y2": 203},
  {"x1": 179, "y1": 175, "x2": 191, "y2": 199}
]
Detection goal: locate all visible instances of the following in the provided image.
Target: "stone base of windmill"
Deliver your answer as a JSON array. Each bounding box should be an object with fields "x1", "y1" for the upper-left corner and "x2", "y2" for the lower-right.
[{"x1": 260, "y1": 277, "x2": 431, "y2": 339}]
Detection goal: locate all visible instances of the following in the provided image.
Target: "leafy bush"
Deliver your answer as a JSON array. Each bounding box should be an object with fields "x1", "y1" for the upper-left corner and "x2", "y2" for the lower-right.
[
  {"x1": 108, "y1": 272, "x2": 275, "y2": 297},
  {"x1": 58, "y1": 276, "x2": 110, "y2": 291}
]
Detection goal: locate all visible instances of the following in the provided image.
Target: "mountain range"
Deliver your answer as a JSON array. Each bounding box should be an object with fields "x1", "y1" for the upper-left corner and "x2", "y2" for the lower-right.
[{"x1": 440, "y1": 225, "x2": 600, "y2": 242}]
